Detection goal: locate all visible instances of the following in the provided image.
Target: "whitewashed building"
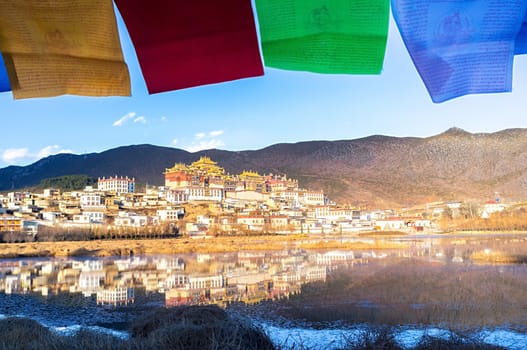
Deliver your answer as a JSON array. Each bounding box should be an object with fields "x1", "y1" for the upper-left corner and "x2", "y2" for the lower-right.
[
  {"x1": 481, "y1": 200, "x2": 506, "y2": 218},
  {"x1": 163, "y1": 189, "x2": 189, "y2": 204},
  {"x1": 236, "y1": 215, "x2": 265, "y2": 231},
  {"x1": 80, "y1": 193, "x2": 106, "y2": 210},
  {"x1": 374, "y1": 217, "x2": 406, "y2": 230},
  {"x1": 98, "y1": 176, "x2": 135, "y2": 194},
  {"x1": 73, "y1": 211, "x2": 104, "y2": 224},
  {"x1": 300, "y1": 190, "x2": 325, "y2": 206},
  {"x1": 157, "y1": 207, "x2": 184, "y2": 222},
  {"x1": 114, "y1": 212, "x2": 149, "y2": 227}
]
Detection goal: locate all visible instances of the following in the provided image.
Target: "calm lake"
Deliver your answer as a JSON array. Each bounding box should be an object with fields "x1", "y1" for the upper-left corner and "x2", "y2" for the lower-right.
[{"x1": 1, "y1": 233, "x2": 527, "y2": 349}]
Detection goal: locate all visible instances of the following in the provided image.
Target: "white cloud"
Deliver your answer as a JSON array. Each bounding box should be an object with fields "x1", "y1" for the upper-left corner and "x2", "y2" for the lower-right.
[
  {"x1": 134, "y1": 116, "x2": 146, "y2": 124},
  {"x1": 172, "y1": 139, "x2": 178, "y2": 145},
  {"x1": 186, "y1": 139, "x2": 225, "y2": 153},
  {"x1": 2, "y1": 148, "x2": 30, "y2": 163},
  {"x1": 161, "y1": 116, "x2": 168, "y2": 122},
  {"x1": 209, "y1": 130, "x2": 224, "y2": 137},
  {"x1": 1, "y1": 145, "x2": 74, "y2": 165},
  {"x1": 37, "y1": 145, "x2": 73, "y2": 159},
  {"x1": 113, "y1": 112, "x2": 136, "y2": 126},
  {"x1": 181, "y1": 130, "x2": 226, "y2": 152}
]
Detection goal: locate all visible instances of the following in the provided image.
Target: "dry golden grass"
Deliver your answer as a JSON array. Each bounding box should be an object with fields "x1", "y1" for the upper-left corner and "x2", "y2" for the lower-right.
[
  {"x1": 470, "y1": 250, "x2": 527, "y2": 264},
  {"x1": 440, "y1": 209, "x2": 527, "y2": 232},
  {"x1": 0, "y1": 234, "x2": 407, "y2": 258}
]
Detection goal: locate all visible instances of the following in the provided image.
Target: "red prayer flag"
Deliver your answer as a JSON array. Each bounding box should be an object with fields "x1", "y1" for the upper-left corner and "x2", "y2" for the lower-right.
[{"x1": 115, "y1": 0, "x2": 264, "y2": 93}]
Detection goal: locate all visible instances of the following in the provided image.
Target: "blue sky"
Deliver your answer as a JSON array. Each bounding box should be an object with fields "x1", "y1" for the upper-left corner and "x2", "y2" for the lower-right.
[{"x1": 2, "y1": 10, "x2": 527, "y2": 168}]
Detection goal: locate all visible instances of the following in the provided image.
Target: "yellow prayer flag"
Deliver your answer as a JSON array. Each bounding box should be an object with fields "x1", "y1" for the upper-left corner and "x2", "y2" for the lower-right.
[{"x1": 0, "y1": 0, "x2": 130, "y2": 99}]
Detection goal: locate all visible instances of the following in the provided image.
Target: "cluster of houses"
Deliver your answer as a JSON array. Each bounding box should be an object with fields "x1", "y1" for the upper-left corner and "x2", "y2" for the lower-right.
[{"x1": 0, "y1": 156, "x2": 511, "y2": 238}]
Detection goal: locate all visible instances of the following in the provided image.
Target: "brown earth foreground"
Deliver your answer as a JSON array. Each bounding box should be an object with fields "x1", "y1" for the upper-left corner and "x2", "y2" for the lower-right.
[{"x1": 0, "y1": 233, "x2": 407, "y2": 259}]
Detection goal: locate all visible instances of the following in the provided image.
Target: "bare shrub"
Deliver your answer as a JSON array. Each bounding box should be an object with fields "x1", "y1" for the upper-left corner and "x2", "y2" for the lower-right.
[
  {"x1": 130, "y1": 305, "x2": 275, "y2": 350},
  {"x1": 62, "y1": 328, "x2": 125, "y2": 350},
  {"x1": 413, "y1": 332, "x2": 506, "y2": 350},
  {"x1": 0, "y1": 309, "x2": 275, "y2": 350},
  {"x1": 338, "y1": 327, "x2": 403, "y2": 350},
  {"x1": 0, "y1": 317, "x2": 64, "y2": 350}
]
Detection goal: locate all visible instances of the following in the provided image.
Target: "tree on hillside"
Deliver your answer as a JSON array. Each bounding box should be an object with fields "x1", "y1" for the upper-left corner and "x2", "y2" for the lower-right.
[{"x1": 39, "y1": 175, "x2": 97, "y2": 191}]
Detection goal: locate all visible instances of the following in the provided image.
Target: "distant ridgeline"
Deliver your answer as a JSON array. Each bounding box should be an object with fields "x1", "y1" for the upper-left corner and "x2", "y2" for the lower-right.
[{"x1": 5, "y1": 128, "x2": 527, "y2": 206}]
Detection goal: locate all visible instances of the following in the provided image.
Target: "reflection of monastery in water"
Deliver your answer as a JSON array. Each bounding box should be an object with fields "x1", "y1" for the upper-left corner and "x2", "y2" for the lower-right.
[{"x1": 0, "y1": 249, "x2": 361, "y2": 307}]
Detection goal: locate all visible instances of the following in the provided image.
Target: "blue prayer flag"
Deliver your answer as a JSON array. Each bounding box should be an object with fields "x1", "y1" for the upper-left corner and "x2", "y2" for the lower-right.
[
  {"x1": 515, "y1": 12, "x2": 527, "y2": 54},
  {"x1": 392, "y1": 0, "x2": 527, "y2": 103},
  {"x1": 0, "y1": 53, "x2": 10, "y2": 92}
]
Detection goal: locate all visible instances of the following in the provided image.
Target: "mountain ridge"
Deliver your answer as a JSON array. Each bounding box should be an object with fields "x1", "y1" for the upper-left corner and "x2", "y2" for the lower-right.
[{"x1": 2, "y1": 128, "x2": 527, "y2": 207}]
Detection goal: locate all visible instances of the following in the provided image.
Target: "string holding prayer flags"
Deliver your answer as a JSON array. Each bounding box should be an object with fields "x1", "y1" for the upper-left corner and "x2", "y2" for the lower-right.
[
  {"x1": 254, "y1": 0, "x2": 390, "y2": 74},
  {"x1": 0, "y1": 53, "x2": 10, "y2": 92},
  {"x1": 392, "y1": 0, "x2": 527, "y2": 103},
  {"x1": 0, "y1": 0, "x2": 130, "y2": 99},
  {"x1": 114, "y1": 0, "x2": 264, "y2": 94}
]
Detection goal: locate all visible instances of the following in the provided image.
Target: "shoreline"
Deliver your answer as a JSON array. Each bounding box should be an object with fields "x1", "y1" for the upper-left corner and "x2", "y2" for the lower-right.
[
  {"x1": 2, "y1": 230, "x2": 527, "y2": 259},
  {"x1": 0, "y1": 233, "x2": 408, "y2": 259}
]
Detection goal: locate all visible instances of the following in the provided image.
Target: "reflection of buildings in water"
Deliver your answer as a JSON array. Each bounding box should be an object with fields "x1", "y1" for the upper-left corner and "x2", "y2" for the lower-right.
[
  {"x1": 32, "y1": 275, "x2": 48, "y2": 295},
  {"x1": 164, "y1": 273, "x2": 189, "y2": 289},
  {"x1": 40, "y1": 261, "x2": 60, "y2": 275},
  {"x1": 165, "y1": 273, "x2": 225, "y2": 306},
  {"x1": 154, "y1": 257, "x2": 185, "y2": 271},
  {"x1": 114, "y1": 257, "x2": 149, "y2": 271},
  {"x1": 4, "y1": 275, "x2": 22, "y2": 294},
  {"x1": 226, "y1": 271, "x2": 272, "y2": 304},
  {"x1": 72, "y1": 259, "x2": 104, "y2": 272},
  {"x1": 272, "y1": 279, "x2": 301, "y2": 297},
  {"x1": 188, "y1": 274, "x2": 224, "y2": 290},
  {"x1": 303, "y1": 265, "x2": 327, "y2": 282},
  {"x1": 280, "y1": 253, "x2": 306, "y2": 268},
  {"x1": 237, "y1": 251, "x2": 268, "y2": 268},
  {"x1": 164, "y1": 266, "x2": 327, "y2": 307},
  {"x1": 1, "y1": 249, "x2": 360, "y2": 307},
  {"x1": 96, "y1": 287, "x2": 135, "y2": 306},
  {"x1": 57, "y1": 266, "x2": 80, "y2": 291},
  {"x1": 78, "y1": 270, "x2": 106, "y2": 296},
  {"x1": 315, "y1": 251, "x2": 354, "y2": 265},
  {"x1": 166, "y1": 288, "x2": 202, "y2": 307}
]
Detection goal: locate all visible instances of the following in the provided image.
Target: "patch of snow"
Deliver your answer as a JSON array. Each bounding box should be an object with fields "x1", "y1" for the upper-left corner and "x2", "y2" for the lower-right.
[
  {"x1": 51, "y1": 324, "x2": 129, "y2": 339},
  {"x1": 479, "y1": 329, "x2": 527, "y2": 350},
  {"x1": 260, "y1": 322, "x2": 527, "y2": 350},
  {"x1": 262, "y1": 324, "x2": 349, "y2": 349}
]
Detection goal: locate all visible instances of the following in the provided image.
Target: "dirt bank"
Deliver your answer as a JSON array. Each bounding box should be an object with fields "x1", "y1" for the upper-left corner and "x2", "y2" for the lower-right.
[{"x1": 0, "y1": 234, "x2": 406, "y2": 258}]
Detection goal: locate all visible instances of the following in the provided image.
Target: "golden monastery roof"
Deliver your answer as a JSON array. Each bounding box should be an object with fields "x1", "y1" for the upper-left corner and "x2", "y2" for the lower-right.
[
  {"x1": 189, "y1": 156, "x2": 225, "y2": 175},
  {"x1": 191, "y1": 156, "x2": 216, "y2": 166},
  {"x1": 239, "y1": 170, "x2": 262, "y2": 178},
  {"x1": 165, "y1": 162, "x2": 189, "y2": 173},
  {"x1": 165, "y1": 157, "x2": 271, "y2": 180}
]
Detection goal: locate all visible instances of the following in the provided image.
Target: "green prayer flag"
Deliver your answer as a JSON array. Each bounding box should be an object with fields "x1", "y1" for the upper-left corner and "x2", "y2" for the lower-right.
[{"x1": 255, "y1": 0, "x2": 390, "y2": 74}]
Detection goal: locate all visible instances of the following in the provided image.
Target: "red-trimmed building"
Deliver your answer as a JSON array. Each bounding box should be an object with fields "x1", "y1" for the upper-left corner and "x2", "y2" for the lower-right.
[{"x1": 98, "y1": 176, "x2": 135, "y2": 194}]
